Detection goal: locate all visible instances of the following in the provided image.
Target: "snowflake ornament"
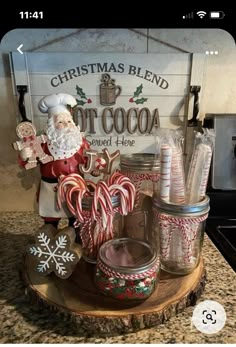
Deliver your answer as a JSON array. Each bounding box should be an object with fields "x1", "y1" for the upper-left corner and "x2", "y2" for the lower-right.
[{"x1": 28, "y1": 225, "x2": 82, "y2": 279}]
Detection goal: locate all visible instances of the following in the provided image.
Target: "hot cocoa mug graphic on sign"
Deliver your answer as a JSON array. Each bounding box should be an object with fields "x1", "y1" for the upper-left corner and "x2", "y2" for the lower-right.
[{"x1": 100, "y1": 73, "x2": 122, "y2": 106}]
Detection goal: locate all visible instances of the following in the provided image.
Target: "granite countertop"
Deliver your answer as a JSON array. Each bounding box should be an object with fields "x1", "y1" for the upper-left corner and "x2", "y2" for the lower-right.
[{"x1": 0, "y1": 212, "x2": 235, "y2": 343}]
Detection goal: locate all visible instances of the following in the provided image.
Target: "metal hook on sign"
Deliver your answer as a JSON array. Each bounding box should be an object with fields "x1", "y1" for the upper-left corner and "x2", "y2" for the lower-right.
[
  {"x1": 17, "y1": 85, "x2": 31, "y2": 122},
  {"x1": 188, "y1": 85, "x2": 201, "y2": 127}
]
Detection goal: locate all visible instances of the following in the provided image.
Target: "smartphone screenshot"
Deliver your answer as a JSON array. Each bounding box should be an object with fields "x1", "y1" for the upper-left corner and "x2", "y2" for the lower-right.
[{"x1": 0, "y1": 5, "x2": 235, "y2": 345}]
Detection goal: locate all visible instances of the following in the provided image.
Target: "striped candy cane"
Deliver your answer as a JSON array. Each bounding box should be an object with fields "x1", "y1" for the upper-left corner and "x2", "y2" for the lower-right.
[
  {"x1": 57, "y1": 172, "x2": 136, "y2": 261},
  {"x1": 154, "y1": 211, "x2": 208, "y2": 263},
  {"x1": 121, "y1": 171, "x2": 160, "y2": 208}
]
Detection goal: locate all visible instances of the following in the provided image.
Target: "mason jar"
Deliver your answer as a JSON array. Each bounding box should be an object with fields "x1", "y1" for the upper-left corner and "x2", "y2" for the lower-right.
[
  {"x1": 95, "y1": 238, "x2": 160, "y2": 300},
  {"x1": 152, "y1": 195, "x2": 210, "y2": 275},
  {"x1": 120, "y1": 153, "x2": 160, "y2": 241},
  {"x1": 78, "y1": 195, "x2": 122, "y2": 264}
]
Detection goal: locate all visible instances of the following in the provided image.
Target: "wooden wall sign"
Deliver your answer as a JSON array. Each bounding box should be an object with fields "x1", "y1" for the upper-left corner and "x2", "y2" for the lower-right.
[{"x1": 10, "y1": 52, "x2": 206, "y2": 154}]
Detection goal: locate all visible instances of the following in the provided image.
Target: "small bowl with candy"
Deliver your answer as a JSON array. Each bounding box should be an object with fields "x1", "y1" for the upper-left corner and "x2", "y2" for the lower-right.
[{"x1": 94, "y1": 238, "x2": 160, "y2": 301}]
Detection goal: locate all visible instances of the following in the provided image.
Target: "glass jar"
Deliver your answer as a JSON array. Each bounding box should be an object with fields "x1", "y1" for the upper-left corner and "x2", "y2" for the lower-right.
[
  {"x1": 95, "y1": 238, "x2": 160, "y2": 300},
  {"x1": 78, "y1": 195, "x2": 122, "y2": 264},
  {"x1": 120, "y1": 153, "x2": 160, "y2": 241},
  {"x1": 152, "y1": 195, "x2": 210, "y2": 275}
]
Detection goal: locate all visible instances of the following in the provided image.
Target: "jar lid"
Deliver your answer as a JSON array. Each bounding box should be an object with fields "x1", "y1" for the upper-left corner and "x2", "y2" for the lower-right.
[
  {"x1": 98, "y1": 238, "x2": 158, "y2": 274},
  {"x1": 120, "y1": 153, "x2": 160, "y2": 172},
  {"x1": 152, "y1": 194, "x2": 210, "y2": 216}
]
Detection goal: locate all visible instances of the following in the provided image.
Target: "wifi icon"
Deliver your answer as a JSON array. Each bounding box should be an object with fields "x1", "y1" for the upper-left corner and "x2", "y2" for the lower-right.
[{"x1": 196, "y1": 11, "x2": 207, "y2": 18}]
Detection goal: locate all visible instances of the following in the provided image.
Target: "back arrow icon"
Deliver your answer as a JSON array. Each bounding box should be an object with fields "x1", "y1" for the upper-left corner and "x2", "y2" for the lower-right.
[{"x1": 17, "y1": 44, "x2": 23, "y2": 54}]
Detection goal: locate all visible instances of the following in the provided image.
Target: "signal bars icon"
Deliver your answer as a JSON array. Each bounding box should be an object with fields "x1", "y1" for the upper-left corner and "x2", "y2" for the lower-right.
[{"x1": 183, "y1": 12, "x2": 194, "y2": 19}]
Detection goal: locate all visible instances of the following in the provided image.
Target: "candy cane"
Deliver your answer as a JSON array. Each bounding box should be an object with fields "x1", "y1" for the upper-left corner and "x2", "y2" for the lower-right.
[
  {"x1": 112, "y1": 175, "x2": 136, "y2": 211},
  {"x1": 67, "y1": 185, "x2": 87, "y2": 213},
  {"x1": 58, "y1": 173, "x2": 86, "y2": 190},
  {"x1": 65, "y1": 187, "x2": 77, "y2": 215},
  {"x1": 92, "y1": 219, "x2": 105, "y2": 255},
  {"x1": 155, "y1": 211, "x2": 208, "y2": 263},
  {"x1": 79, "y1": 212, "x2": 92, "y2": 247},
  {"x1": 121, "y1": 171, "x2": 160, "y2": 208},
  {"x1": 108, "y1": 172, "x2": 136, "y2": 213},
  {"x1": 57, "y1": 171, "x2": 136, "y2": 261},
  {"x1": 85, "y1": 179, "x2": 96, "y2": 195},
  {"x1": 107, "y1": 170, "x2": 122, "y2": 186},
  {"x1": 79, "y1": 213, "x2": 95, "y2": 257},
  {"x1": 75, "y1": 189, "x2": 87, "y2": 223},
  {"x1": 97, "y1": 180, "x2": 113, "y2": 212},
  {"x1": 106, "y1": 211, "x2": 115, "y2": 239},
  {"x1": 57, "y1": 174, "x2": 86, "y2": 209},
  {"x1": 57, "y1": 174, "x2": 88, "y2": 224},
  {"x1": 92, "y1": 185, "x2": 108, "y2": 228},
  {"x1": 109, "y1": 184, "x2": 129, "y2": 215},
  {"x1": 159, "y1": 220, "x2": 173, "y2": 259}
]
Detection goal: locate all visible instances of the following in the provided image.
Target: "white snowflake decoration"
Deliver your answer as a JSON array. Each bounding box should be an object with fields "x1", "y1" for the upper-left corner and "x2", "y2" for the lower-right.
[{"x1": 28, "y1": 226, "x2": 81, "y2": 279}]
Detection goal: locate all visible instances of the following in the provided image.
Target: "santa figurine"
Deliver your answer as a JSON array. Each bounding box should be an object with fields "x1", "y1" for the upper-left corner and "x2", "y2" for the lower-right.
[{"x1": 19, "y1": 93, "x2": 90, "y2": 229}]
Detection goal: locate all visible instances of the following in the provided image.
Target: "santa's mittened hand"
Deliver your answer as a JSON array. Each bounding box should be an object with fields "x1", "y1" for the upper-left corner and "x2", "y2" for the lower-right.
[{"x1": 20, "y1": 148, "x2": 33, "y2": 161}]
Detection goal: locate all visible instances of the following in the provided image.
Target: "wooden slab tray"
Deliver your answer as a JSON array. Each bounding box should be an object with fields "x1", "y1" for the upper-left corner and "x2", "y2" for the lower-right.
[{"x1": 24, "y1": 256, "x2": 206, "y2": 335}]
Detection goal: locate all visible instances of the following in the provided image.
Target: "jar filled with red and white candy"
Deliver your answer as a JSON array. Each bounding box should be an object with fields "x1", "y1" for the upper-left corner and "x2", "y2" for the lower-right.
[
  {"x1": 57, "y1": 172, "x2": 136, "y2": 264},
  {"x1": 79, "y1": 194, "x2": 122, "y2": 264},
  {"x1": 120, "y1": 153, "x2": 160, "y2": 241}
]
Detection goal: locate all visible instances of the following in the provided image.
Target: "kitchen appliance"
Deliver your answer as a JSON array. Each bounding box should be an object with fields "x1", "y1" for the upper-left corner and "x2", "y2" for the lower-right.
[
  {"x1": 203, "y1": 114, "x2": 236, "y2": 272},
  {"x1": 205, "y1": 191, "x2": 236, "y2": 272},
  {"x1": 204, "y1": 113, "x2": 236, "y2": 190}
]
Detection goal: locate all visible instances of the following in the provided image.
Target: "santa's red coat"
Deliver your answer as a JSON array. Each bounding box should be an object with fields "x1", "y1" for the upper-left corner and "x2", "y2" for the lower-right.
[
  {"x1": 19, "y1": 137, "x2": 90, "y2": 220},
  {"x1": 40, "y1": 138, "x2": 89, "y2": 179},
  {"x1": 19, "y1": 137, "x2": 90, "y2": 178}
]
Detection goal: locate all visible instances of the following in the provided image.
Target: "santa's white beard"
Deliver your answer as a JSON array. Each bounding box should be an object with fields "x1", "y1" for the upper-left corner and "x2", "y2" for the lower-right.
[{"x1": 46, "y1": 125, "x2": 82, "y2": 151}]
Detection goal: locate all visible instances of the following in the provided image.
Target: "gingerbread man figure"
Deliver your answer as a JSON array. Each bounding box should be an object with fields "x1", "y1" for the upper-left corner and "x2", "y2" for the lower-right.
[{"x1": 13, "y1": 121, "x2": 53, "y2": 169}]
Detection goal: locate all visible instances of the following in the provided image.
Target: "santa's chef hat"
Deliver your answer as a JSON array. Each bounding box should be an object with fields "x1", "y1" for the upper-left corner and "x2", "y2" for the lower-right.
[{"x1": 38, "y1": 93, "x2": 77, "y2": 118}]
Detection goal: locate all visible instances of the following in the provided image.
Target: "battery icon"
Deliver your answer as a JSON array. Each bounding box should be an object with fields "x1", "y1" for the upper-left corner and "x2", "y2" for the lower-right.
[{"x1": 210, "y1": 11, "x2": 225, "y2": 19}]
